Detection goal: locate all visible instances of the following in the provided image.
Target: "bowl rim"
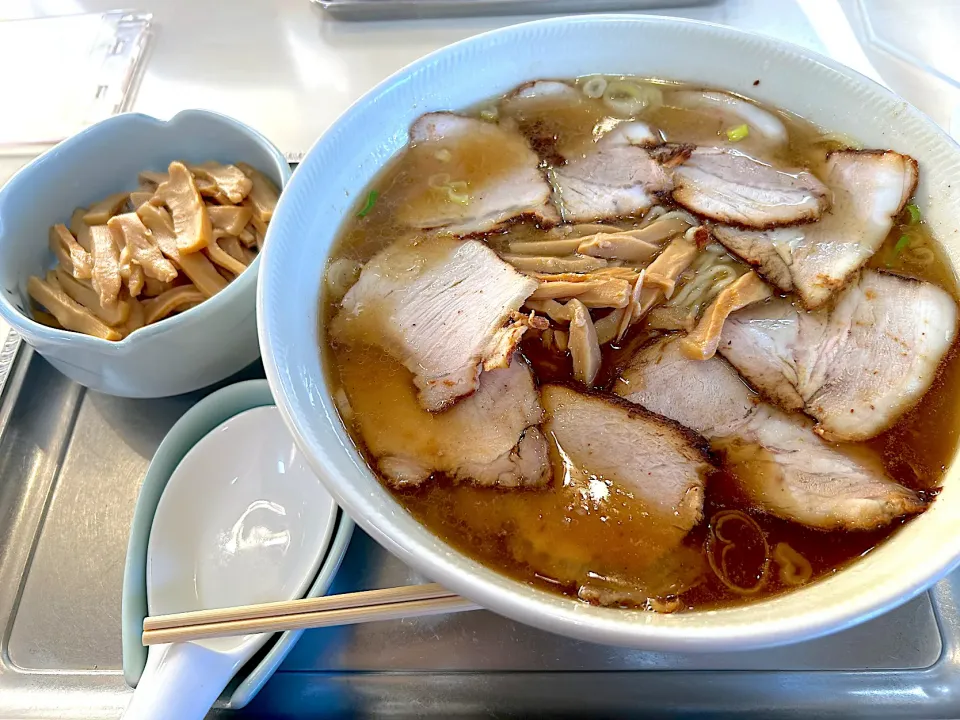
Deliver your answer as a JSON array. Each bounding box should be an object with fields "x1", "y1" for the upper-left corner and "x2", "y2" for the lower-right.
[
  {"x1": 0, "y1": 108, "x2": 290, "y2": 354},
  {"x1": 258, "y1": 13, "x2": 960, "y2": 651}
]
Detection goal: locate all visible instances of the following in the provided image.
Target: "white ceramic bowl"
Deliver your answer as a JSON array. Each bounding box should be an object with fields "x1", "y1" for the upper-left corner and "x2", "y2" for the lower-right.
[
  {"x1": 0, "y1": 109, "x2": 290, "y2": 398},
  {"x1": 259, "y1": 15, "x2": 960, "y2": 651}
]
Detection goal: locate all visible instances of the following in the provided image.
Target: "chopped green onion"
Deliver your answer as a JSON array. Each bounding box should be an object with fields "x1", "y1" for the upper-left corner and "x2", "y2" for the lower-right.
[
  {"x1": 356, "y1": 190, "x2": 378, "y2": 218},
  {"x1": 893, "y1": 235, "x2": 911, "y2": 256},
  {"x1": 428, "y1": 173, "x2": 471, "y2": 205},
  {"x1": 906, "y1": 203, "x2": 922, "y2": 225},
  {"x1": 603, "y1": 80, "x2": 649, "y2": 117},
  {"x1": 726, "y1": 124, "x2": 750, "y2": 142},
  {"x1": 447, "y1": 180, "x2": 470, "y2": 204},
  {"x1": 582, "y1": 76, "x2": 608, "y2": 99},
  {"x1": 886, "y1": 235, "x2": 911, "y2": 267}
]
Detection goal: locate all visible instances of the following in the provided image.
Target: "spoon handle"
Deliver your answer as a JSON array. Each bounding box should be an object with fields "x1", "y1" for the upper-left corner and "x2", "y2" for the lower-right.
[{"x1": 123, "y1": 642, "x2": 238, "y2": 720}]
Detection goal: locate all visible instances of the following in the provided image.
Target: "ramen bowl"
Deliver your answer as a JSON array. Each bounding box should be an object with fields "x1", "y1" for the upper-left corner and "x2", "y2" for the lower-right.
[
  {"x1": 0, "y1": 109, "x2": 290, "y2": 398},
  {"x1": 258, "y1": 15, "x2": 960, "y2": 651}
]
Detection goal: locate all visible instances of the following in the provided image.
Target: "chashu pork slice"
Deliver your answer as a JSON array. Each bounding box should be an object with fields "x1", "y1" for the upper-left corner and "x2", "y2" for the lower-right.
[
  {"x1": 712, "y1": 149, "x2": 919, "y2": 308},
  {"x1": 398, "y1": 112, "x2": 558, "y2": 234},
  {"x1": 547, "y1": 122, "x2": 675, "y2": 223},
  {"x1": 499, "y1": 80, "x2": 594, "y2": 164},
  {"x1": 542, "y1": 384, "x2": 712, "y2": 538},
  {"x1": 616, "y1": 337, "x2": 924, "y2": 530},
  {"x1": 670, "y1": 147, "x2": 830, "y2": 229},
  {"x1": 339, "y1": 352, "x2": 549, "y2": 489},
  {"x1": 718, "y1": 269, "x2": 958, "y2": 442},
  {"x1": 331, "y1": 237, "x2": 538, "y2": 411}
]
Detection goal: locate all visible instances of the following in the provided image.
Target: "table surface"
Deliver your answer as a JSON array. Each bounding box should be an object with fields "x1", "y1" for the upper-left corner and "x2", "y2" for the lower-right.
[{"x1": 1, "y1": 0, "x2": 958, "y2": 165}]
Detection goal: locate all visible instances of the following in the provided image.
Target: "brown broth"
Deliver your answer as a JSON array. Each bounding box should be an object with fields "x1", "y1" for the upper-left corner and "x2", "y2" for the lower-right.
[{"x1": 321, "y1": 78, "x2": 960, "y2": 612}]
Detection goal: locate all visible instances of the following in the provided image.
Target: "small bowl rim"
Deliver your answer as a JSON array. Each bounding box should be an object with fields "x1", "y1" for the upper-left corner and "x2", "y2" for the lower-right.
[{"x1": 0, "y1": 108, "x2": 290, "y2": 354}]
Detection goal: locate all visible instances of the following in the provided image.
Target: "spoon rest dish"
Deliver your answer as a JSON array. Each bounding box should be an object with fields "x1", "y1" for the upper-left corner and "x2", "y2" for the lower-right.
[{"x1": 121, "y1": 379, "x2": 354, "y2": 709}]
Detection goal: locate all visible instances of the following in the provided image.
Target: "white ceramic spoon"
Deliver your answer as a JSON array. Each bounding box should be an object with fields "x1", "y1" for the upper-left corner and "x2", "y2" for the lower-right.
[{"x1": 124, "y1": 405, "x2": 338, "y2": 720}]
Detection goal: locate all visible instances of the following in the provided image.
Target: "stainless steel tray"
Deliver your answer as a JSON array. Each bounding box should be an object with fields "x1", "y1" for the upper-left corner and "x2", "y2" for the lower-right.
[
  {"x1": 0, "y1": 348, "x2": 958, "y2": 719},
  {"x1": 313, "y1": 0, "x2": 716, "y2": 22}
]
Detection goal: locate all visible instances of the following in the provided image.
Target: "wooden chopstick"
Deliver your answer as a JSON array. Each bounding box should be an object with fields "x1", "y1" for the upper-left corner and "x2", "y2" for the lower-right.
[
  {"x1": 141, "y1": 583, "x2": 479, "y2": 646},
  {"x1": 144, "y1": 582, "x2": 456, "y2": 631}
]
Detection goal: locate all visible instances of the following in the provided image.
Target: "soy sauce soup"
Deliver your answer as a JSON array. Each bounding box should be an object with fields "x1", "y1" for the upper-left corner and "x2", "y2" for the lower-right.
[{"x1": 321, "y1": 77, "x2": 960, "y2": 611}]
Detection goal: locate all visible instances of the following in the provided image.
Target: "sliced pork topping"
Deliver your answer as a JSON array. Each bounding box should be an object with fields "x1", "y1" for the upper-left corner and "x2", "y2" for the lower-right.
[
  {"x1": 398, "y1": 113, "x2": 557, "y2": 235},
  {"x1": 331, "y1": 237, "x2": 538, "y2": 412},
  {"x1": 340, "y1": 354, "x2": 549, "y2": 489},
  {"x1": 548, "y1": 122, "x2": 673, "y2": 222},
  {"x1": 498, "y1": 80, "x2": 598, "y2": 163},
  {"x1": 709, "y1": 224, "x2": 797, "y2": 295},
  {"x1": 670, "y1": 148, "x2": 829, "y2": 228},
  {"x1": 616, "y1": 337, "x2": 925, "y2": 530},
  {"x1": 542, "y1": 383, "x2": 712, "y2": 538},
  {"x1": 679, "y1": 270, "x2": 772, "y2": 361},
  {"x1": 711, "y1": 150, "x2": 919, "y2": 308},
  {"x1": 617, "y1": 336, "x2": 758, "y2": 438},
  {"x1": 708, "y1": 419, "x2": 923, "y2": 532},
  {"x1": 664, "y1": 90, "x2": 789, "y2": 154},
  {"x1": 502, "y1": 80, "x2": 581, "y2": 112},
  {"x1": 719, "y1": 269, "x2": 958, "y2": 441}
]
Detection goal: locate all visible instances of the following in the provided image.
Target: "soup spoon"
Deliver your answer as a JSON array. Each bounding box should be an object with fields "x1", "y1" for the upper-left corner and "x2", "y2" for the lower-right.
[{"x1": 123, "y1": 406, "x2": 338, "y2": 720}]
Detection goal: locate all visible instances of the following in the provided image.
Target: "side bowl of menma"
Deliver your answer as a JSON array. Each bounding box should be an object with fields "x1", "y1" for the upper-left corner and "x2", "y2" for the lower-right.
[
  {"x1": 258, "y1": 15, "x2": 960, "y2": 651},
  {"x1": 0, "y1": 109, "x2": 290, "y2": 398}
]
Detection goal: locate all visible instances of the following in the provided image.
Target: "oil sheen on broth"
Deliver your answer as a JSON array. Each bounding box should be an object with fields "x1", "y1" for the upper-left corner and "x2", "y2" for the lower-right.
[{"x1": 322, "y1": 77, "x2": 960, "y2": 611}]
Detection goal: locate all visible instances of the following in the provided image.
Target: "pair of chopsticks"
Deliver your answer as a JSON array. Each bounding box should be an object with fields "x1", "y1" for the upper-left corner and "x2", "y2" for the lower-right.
[{"x1": 142, "y1": 583, "x2": 478, "y2": 646}]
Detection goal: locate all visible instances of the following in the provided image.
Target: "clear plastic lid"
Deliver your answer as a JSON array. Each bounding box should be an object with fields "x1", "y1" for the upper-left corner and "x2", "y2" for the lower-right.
[{"x1": 0, "y1": 10, "x2": 152, "y2": 154}]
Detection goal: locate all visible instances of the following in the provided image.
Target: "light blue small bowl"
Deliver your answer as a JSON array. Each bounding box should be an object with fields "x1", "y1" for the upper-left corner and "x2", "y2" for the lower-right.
[
  {"x1": 0, "y1": 109, "x2": 292, "y2": 398},
  {"x1": 121, "y1": 379, "x2": 354, "y2": 709}
]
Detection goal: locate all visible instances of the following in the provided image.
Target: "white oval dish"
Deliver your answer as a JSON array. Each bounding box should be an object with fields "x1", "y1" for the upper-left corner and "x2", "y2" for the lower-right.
[
  {"x1": 258, "y1": 15, "x2": 960, "y2": 651},
  {"x1": 0, "y1": 109, "x2": 290, "y2": 398}
]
